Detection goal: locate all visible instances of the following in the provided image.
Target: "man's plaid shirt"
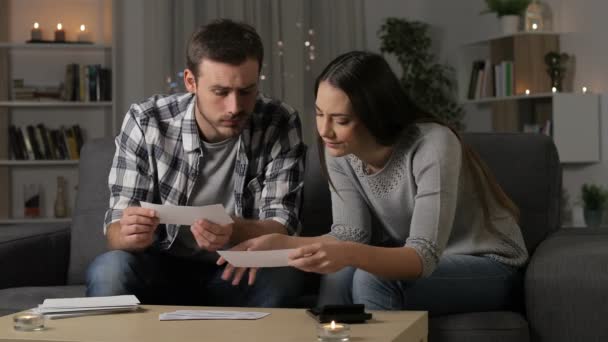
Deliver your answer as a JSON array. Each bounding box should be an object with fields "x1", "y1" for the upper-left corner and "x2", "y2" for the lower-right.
[{"x1": 104, "y1": 93, "x2": 306, "y2": 249}]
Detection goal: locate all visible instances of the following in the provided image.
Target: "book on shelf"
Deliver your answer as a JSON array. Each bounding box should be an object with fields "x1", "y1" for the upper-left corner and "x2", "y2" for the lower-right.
[
  {"x1": 62, "y1": 63, "x2": 111, "y2": 102},
  {"x1": 7, "y1": 124, "x2": 84, "y2": 161}
]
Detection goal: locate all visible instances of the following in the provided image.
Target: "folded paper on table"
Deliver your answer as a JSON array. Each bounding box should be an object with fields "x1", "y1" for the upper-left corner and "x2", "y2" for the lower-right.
[
  {"x1": 140, "y1": 201, "x2": 233, "y2": 226},
  {"x1": 159, "y1": 310, "x2": 270, "y2": 321},
  {"x1": 33, "y1": 295, "x2": 140, "y2": 319},
  {"x1": 217, "y1": 249, "x2": 295, "y2": 268}
]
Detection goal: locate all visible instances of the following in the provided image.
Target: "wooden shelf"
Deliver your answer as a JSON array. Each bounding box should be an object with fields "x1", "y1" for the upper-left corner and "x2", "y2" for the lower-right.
[
  {"x1": 0, "y1": 42, "x2": 110, "y2": 50},
  {"x1": 0, "y1": 101, "x2": 112, "y2": 107},
  {"x1": 462, "y1": 92, "x2": 557, "y2": 104},
  {"x1": 0, "y1": 217, "x2": 71, "y2": 225},
  {"x1": 463, "y1": 31, "x2": 563, "y2": 46},
  {"x1": 0, "y1": 160, "x2": 79, "y2": 166}
]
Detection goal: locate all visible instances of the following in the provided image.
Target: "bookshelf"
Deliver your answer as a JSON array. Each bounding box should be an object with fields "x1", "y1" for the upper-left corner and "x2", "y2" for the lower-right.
[
  {"x1": 0, "y1": 0, "x2": 114, "y2": 223},
  {"x1": 458, "y1": 32, "x2": 600, "y2": 163}
]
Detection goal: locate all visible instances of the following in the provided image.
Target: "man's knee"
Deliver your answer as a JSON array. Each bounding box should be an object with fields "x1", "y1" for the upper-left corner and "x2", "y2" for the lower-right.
[{"x1": 86, "y1": 250, "x2": 140, "y2": 296}]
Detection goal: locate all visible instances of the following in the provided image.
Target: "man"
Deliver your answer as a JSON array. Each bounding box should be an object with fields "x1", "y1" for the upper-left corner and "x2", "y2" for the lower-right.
[{"x1": 86, "y1": 19, "x2": 307, "y2": 307}]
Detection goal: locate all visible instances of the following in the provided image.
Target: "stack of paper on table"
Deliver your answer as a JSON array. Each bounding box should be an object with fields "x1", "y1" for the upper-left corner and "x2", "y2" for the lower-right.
[
  {"x1": 33, "y1": 295, "x2": 140, "y2": 319},
  {"x1": 159, "y1": 310, "x2": 270, "y2": 321}
]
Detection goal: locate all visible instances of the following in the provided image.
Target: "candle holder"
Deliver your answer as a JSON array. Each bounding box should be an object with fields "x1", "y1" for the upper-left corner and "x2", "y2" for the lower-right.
[
  {"x1": 30, "y1": 22, "x2": 42, "y2": 41},
  {"x1": 13, "y1": 311, "x2": 45, "y2": 331},
  {"x1": 316, "y1": 321, "x2": 350, "y2": 342},
  {"x1": 54, "y1": 23, "x2": 66, "y2": 42}
]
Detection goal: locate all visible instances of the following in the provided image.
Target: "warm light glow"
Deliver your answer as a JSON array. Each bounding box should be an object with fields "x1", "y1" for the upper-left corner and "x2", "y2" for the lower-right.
[
  {"x1": 582, "y1": 86, "x2": 588, "y2": 94},
  {"x1": 304, "y1": 41, "x2": 310, "y2": 47},
  {"x1": 525, "y1": 89, "x2": 530, "y2": 95},
  {"x1": 330, "y1": 321, "x2": 336, "y2": 329},
  {"x1": 80, "y1": 24, "x2": 86, "y2": 32},
  {"x1": 260, "y1": 75, "x2": 266, "y2": 80},
  {"x1": 532, "y1": 23, "x2": 538, "y2": 30},
  {"x1": 57, "y1": 23, "x2": 63, "y2": 30},
  {"x1": 551, "y1": 87, "x2": 557, "y2": 93},
  {"x1": 33, "y1": 22, "x2": 39, "y2": 29}
]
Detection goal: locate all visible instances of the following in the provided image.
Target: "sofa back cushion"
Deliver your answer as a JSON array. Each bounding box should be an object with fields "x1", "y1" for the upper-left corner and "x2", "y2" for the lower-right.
[
  {"x1": 463, "y1": 133, "x2": 561, "y2": 254},
  {"x1": 300, "y1": 133, "x2": 561, "y2": 254},
  {"x1": 67, "y1": 137, "x2": 115, "y2": 284}
]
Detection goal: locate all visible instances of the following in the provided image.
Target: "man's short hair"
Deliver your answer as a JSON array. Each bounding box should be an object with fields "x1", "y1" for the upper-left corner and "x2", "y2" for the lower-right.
[{"x1": 186, "y1": 19, "x2": 264, "y2": 78}]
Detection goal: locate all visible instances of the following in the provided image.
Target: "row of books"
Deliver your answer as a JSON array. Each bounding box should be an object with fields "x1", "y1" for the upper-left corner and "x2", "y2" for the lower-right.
[
  {"x1": 8, "y1": 124, "x2": 84, "y2": 161},
  {"x1": 63, "y1": 64, "x2": 112, "y2": 102},
  {"x1": 12, "y1": 82, "x2": 62, "y2": 101},
  {"x1": 467, "y1": 59, "x2": 514, "y2": 99}
]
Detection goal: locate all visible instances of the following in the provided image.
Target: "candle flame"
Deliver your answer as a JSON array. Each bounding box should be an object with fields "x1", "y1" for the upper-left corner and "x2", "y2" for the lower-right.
[
  {"x1": 34, "y1": 22, "x2": 39, "y2": 29},
  {"x1": 330, "y1": 321, "x2": 336, "y2": 329},
  {"x1": 57, "y1": 23, "x2": 63, "y2": 30},
  {"x1": 80, "y1": 24, "x2": 86, "y2": 32}
]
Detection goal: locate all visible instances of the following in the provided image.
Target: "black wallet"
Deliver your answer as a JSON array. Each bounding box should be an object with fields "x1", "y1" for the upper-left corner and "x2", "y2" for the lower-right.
[{"x1": 306, "y1": 304, "x2": 372, "y2": 323}]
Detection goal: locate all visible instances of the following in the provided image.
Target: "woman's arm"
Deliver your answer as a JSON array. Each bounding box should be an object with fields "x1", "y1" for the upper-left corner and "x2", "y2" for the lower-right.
[{"x1": 288, "y1": 240, "x2": 422, "y2": 279}]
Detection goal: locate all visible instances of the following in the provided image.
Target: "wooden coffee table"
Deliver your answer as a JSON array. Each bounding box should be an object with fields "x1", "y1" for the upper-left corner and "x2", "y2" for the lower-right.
[{"x1": 0, "y1": 305, "x2": 427, "y2": 342}]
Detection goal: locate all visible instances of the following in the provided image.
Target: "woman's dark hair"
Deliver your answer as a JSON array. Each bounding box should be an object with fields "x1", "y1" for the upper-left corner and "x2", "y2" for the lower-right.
[
  {"x1": 314, "y1": 51, "x2": 519, "y2": 223},
  {"x1": 186, "y1": 19, "x2": 263, "y2": 78}
]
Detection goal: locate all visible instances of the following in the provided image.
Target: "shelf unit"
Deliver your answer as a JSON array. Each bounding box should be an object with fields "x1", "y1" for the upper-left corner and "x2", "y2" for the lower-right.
[
  {"x1": 0, "y1": 0, "x2": 114, "y2": 224},
  {"x1": 458, "y1": 32, "x2": 600, "y2": 163}
]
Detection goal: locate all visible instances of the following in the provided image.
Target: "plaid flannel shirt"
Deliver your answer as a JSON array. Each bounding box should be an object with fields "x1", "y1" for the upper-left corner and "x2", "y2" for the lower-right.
[{"x1": 104, "y1": 93, "x2": 306, "y2": 249}]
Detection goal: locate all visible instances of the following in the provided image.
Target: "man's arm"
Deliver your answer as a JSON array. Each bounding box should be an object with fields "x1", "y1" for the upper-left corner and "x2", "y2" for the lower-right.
[
  {"x1": 230, "y1": 217, "x2": 288, "y2": 244},
  {"x1": 104, "y1": 105, "x2": 157, "y2": 250},
  {"x1": 255, "y1": 109, "x2": 306, "y2": 234}
]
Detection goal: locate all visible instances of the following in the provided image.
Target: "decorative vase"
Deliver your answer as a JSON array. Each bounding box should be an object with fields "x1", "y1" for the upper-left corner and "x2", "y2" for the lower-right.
[
  {"x1": 525, "y1": 0, "x2": 552, "y2": 32},
  {"x1": 54, "y1": 176, "x2": 68, "y2": 218},
  {"x1": 583, "y1": 208, "x2": 603, "y2": 228},
  {"x1": 500, "y1": 15, "x2": 520, "y2": 34}
]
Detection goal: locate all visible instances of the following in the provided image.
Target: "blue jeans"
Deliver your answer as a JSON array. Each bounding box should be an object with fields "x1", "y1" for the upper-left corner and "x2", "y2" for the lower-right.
[
  {"x1": 86, "y1": 250, "x2": 308, "y2": 307},
  {"x1": 317, "y1": 254, "x2": 523, "y2": 315}
]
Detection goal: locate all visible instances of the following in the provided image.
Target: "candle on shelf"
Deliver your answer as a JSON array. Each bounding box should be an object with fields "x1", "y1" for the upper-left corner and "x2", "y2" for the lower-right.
[
  {"x1": 77, "y1": 24, "x2": 92, "y2": 43},
  {"x1": 582, "y1": 86, "x2": 588, "y2": 94},
  {"x1": 30, "y1": 22, "x2": 42, "y2": 41},
  {"x1": 54, "y1": 23, "x2": 66, "y2": 42},
  {"x1": 525, "y1": 89, "x2": 530, "y2": 95},
  {"x1": 317, "y1": 320, "x2": 351, "y2": 341}
]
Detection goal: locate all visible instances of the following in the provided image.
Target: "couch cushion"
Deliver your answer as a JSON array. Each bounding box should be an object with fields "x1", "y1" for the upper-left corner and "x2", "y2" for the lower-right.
[
  {"x1": 0, "y1": 285, "x2": 86, "y2": 314},
  {"x1": 463, "y1": 133, "x2": 561, "y2": 254},
  {"x1": 526, "y1": 228, "x2": 608, "y2": 342},
  {"x1": 0, "y1": 224, "x2": 69, "y2": 289},
  {"x1": 430, "y1": 311, "x2": 529, "y2": 342},
  {"x1": 67, "y1": 137, "x2": 115, "y2": 284}
]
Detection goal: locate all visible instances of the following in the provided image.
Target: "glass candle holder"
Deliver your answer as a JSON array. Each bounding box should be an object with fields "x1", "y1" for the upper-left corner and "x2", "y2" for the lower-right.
[
  {"x1": 317, "y1": 321, "x2": 350, "y2": 342},
  {"x1": 13, "y1": 311, "x2": 45, "y2": 331}
]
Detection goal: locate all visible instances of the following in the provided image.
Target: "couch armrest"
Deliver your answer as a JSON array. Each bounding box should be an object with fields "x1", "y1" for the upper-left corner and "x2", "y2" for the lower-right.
[
  {"x1": 525, "y1": 228, "x2": 608, "y2": 342},
  {"x1": 0, "y1": 223, "x2": 70, "y2": 289}
]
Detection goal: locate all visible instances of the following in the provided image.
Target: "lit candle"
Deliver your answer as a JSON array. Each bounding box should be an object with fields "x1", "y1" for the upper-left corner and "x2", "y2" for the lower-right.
[
  {"x1": 54, "y1": 23, "x2": 66, "y2": 42},
  {"x1": 582, "y1": 86, "x2": 588, "y2": 94},
  {"x1": 30, "y1": 22, "x2": 42, "y2": 41},
  {"x1": 317, "y1": 320, "x2": 351, "y2": 341},
  {"x1": 551, "y1": 86, "x2": 557, "y2": 93},
  {"x1": 77, "y1": 24, "x2": 91, "y2": 43},
  {"x1": 525, "y1": 89, "x2": 530, "y2": 95}
]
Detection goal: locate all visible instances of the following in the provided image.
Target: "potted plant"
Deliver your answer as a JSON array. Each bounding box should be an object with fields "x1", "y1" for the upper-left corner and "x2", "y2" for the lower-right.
[
  {"x1": 483, "y1": 0, "x2": 531, "y2": 34},
  {"x1": 378, "y1": 18, "x2": 464, "y2": 129},
  {"x1": 581, "y1": 183, "x2": 608, "y2": 228}
]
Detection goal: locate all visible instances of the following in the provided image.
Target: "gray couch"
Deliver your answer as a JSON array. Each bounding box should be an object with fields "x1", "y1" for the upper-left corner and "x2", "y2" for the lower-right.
[{"x1": 1, "y1": 133, "x2": 607, "y2": 342}]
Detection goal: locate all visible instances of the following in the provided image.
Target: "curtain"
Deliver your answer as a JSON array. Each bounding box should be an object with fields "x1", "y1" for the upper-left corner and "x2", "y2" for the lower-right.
[{"x1": 169, "y1": 0, "x2": 366, "y2": 144}]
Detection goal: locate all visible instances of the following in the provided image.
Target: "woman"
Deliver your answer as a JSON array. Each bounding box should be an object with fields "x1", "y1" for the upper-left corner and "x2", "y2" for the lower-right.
[{"x1": 220, "y1": 51, "x2": 528, "y2": 314}]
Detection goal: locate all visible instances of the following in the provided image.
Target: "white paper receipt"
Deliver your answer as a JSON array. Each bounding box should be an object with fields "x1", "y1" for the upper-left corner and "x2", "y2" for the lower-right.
[
  {"x1": 140, "y1": 201, "x2": 234, "y2": 226},
  {"x1": 217, "y1": 249, "x2": 295, "y2": 268}
]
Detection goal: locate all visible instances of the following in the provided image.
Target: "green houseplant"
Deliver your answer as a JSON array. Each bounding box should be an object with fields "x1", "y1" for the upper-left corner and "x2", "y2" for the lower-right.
[
  {"x1": 378, "y1": 18, "x2": 464, "y2": 129},
  {"x1": 581, "y1": 183, "x2": 608, "y2": 228},
  {"x1": 483, "y1": 0, "x2": 531, "y2": 34},
  {"x1": 483, "y1": 0, "x2": 531, "y2": 17}
]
